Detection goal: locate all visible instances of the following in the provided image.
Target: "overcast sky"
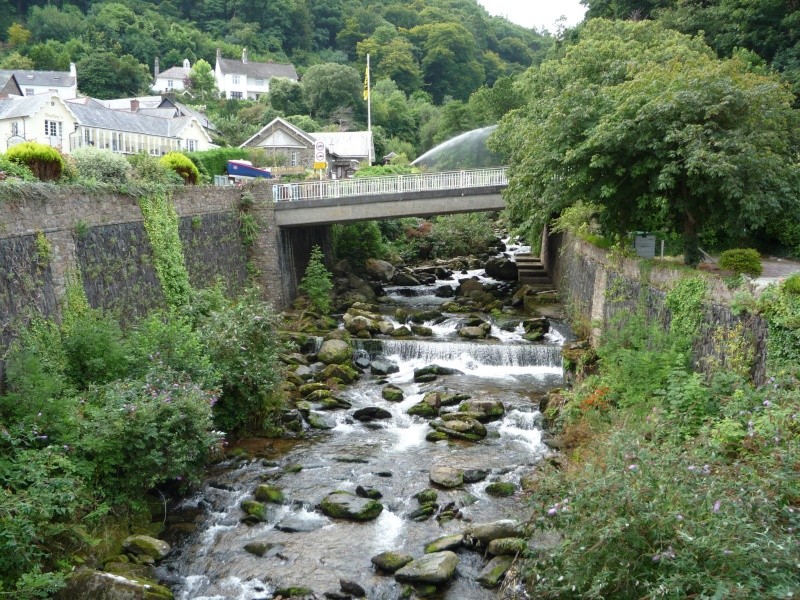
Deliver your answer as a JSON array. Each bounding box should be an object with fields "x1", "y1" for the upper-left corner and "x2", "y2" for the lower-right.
[{"x1": 477, "y1": 0, "x2": 587, "y2": 32}]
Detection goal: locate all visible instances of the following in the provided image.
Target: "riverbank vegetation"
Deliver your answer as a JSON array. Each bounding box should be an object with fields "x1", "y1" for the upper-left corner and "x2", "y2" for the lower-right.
[
  {"x1": 0, "y1": 281, "x2": 286, "y2": 597},
  {"x1": 518, "y1": 246, "x2": 800, "y2": 597}
]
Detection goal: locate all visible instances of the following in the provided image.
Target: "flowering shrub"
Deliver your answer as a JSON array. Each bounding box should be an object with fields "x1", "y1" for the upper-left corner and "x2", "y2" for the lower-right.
[
  {"x1": 75, "y1": 368, "x2": 220, "y2": 505},
  {"x1": 70, "y1": 147, "x2": 131, "y2": 183}
]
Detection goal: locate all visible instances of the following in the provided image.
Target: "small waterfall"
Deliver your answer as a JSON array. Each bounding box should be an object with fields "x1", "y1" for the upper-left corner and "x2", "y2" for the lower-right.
[{"x1": 357, "y1": 339, "x2": 563, "y2": 368}]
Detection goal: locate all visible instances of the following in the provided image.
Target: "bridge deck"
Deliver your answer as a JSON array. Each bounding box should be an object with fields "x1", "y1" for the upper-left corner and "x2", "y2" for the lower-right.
[{"x1": 272, "y1": 167, "x2": 507, "y2": 202}]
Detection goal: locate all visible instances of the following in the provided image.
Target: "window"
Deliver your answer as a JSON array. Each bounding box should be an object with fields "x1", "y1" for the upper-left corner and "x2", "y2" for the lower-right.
[
  {"x1": 230, "y1": 91, "x2": 243, "y2": 100},
  {"x1": 186, "y1": 139, "x2": 197, "y2": 151},
  {"x1": 25, "y1": 88, "x2": 34, "y2": 95},
  {"x1": 44, "y1": 120, "x2": 63, "y2": 138},
  {"x1": 83, "y1": 129, "x2": 93, "y2": 145},
  {"x1": 232, "y1": 75, "x2": 240, "y2": 85},
  {"x1": 10, "y1": 122, "x2": 19, "y2": 136},
  {"x1": 167, "y1": 79, "x2": 174, "y2": 89},
  {"x1": 254, "y1": 78, "x2": 264, "y2": 86},
  {"x1": 290, "y1": 150, "x2": 299, "y2": 167}
]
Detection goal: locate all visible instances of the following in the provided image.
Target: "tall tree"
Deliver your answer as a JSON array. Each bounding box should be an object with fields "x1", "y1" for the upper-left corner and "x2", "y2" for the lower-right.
[
  {"x1": 493, "y1": 19, "x2": 800, "y2": 262},
  {"x1": 301, "y1": 62, "x2": 362, "y2": 121}
]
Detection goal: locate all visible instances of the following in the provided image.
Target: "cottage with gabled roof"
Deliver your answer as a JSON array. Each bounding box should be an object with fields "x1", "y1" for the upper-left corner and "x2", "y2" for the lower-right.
[
  {"x1": 240, "y1": 116, "x2": 374, "y2": 178},
  {"x1": 153, "y1": 58, "x2": 191, "y2": 94},
  {"x1": 0, "y1": 64, "x2": 77, "y2": 99},
  {"x1": 215, "y1": 48, "x2": 298, "y2": 100},
  {"x1": 0, "y1": 93, "x2": 77, "y2": 153}
]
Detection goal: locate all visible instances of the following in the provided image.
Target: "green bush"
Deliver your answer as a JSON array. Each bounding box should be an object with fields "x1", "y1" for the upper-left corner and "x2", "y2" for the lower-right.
[
  {"x1": 298, "y1": 245, "x2": 333, "y2": 314},
  {"x1": 70, "y1": 147, "x2": 131, "y2": 183},
  {"x1": 159, "y1": 151, "x2": 200, "y2": 185},
  {"x1": 127, "y1": 152, "x2": 184, "y2": 185},
  {"x1": 5, "y1": 142, "x2": 65, "y2": 181},
  {"x1": 199, "y1": 290, "x2": 285, "y2": 433},
  {"x1": 75, "y1": 368, "x2": 220, "y2": 505},
  {"x1": 61, "y1": 309, "x2": 131, "y2": 390},
  {"x1": 332, "y1": 221, "x2": 387, "y2": 269},
  {"x1": 527, "y1": 425, "x2": 800, "y2": 599},
  {"x1": 782, "y1": 273, "x2": 800, "y2": 295},
  {"x1": 0, "y1": 154, "x2": 36, "y2": 181},
  {"x1": 428, "y1": 213, "x2": 498, "y2": 258},
  {"x1": 718, "y1": 248, "x2": 762, "y2": 277},
  {"x1": 185, "y1": 147, "x2": 249, "y2": 177}
]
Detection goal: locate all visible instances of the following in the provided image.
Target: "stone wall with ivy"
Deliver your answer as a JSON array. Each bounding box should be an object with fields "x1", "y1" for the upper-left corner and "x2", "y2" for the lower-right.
[
  {"x1": 0, "y1": 181, "x2": 285, "y2": 329},
  {"x1": 550, "y1": 232, "x2": 769, "y2": 384},
  {"x1": 0, "y1": 234, "x2": 58, "y2": 355}
]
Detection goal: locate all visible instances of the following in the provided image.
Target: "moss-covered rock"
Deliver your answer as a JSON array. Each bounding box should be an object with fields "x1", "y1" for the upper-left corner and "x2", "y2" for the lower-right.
[
  {"x1": 487, "y1": 537, "x2": 528, "y2": 556},
  {"x1": 240, "y1": 499, "x2": 266, "y2": 523},
  {"x1": 122, "y1": 535, "x2": 171, "y2": 561},
  {"x1": 320, "y1": 363, "x2": 359, "y2": 384},
  {"x1": 317, "y1": 339, "x2": 352, "y2": 365},
  {"x1": 382, "y1": 384, "x2": 404, "y2": 402},
  {"x1": 424, "y1": 534, "x2": 464, "y2": 553},
  {"x1": 485, "y1": 482, "x2": 517, "y2": 497},
  {"x1": 476, "y1": 555, "x2": 514, "y2": 588},
  {"x1": 274, "y1": 586, "x2": 314, "y2": 598},
  {"x1": 318, "y1": 491, "x2": 383, "y2": 521},
  {"x1": 254, "y1": 484, "x2": 285, "y2": 504},
  {"x1": 371, "y1": 551, "x2": 414, "y2": 573}
]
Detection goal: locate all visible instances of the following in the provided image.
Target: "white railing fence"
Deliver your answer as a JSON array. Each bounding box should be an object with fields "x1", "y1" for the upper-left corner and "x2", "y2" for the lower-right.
[{"x1": 272, "y1": 168, "x2": 507, "y2": 202}]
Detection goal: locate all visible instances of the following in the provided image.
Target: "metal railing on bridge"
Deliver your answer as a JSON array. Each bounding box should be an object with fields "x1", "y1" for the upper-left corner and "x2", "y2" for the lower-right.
[{"x1": 272, "y1": 167, "x2": 507, "y2": 202}]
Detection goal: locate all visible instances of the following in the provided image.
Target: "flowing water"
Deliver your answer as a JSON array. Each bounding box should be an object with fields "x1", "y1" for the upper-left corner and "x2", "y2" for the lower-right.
[{"x1": 159, "y1": 257, "x2": 567, "y2": 600}]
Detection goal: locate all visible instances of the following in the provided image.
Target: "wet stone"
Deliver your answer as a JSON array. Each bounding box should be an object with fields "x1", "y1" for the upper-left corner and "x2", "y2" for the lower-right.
[
  {"x1": 429, "y1": 465, "x2": 464, "y2": 488},
  {"x1": 394, "y1": 551, "x2": 459, "y2": 585},
  {"x1": 371, "y1": 551, "x2": 413, "y2": 573},
  {"x1": 424, "y1": 534, "x2": 464, "y2": 553},
  {"x1": 353, "y1": 406, "x2": 393, "y2": 421},
  {"x1": 355, "y1": 485, "x2": 382, "y2": 499},
  {"x1": 477, "y1": 555, "x2": 514, "y2": 588}
]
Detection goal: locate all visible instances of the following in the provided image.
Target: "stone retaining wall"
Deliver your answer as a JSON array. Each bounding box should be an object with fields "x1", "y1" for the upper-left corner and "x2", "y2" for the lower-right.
[{"x1": 550, "y1": 232, "x2": 768, "y2": 383}]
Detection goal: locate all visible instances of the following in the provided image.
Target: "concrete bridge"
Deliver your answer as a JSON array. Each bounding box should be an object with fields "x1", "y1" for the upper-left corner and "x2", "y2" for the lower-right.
[{"x1": 271, "y1": 168, "x2": 507, "y2": 227}]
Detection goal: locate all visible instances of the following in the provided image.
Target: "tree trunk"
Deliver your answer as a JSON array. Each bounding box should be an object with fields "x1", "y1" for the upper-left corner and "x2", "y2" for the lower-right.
[{"x1": 682, "y1": 211, "x2": 700, "y2": 267}]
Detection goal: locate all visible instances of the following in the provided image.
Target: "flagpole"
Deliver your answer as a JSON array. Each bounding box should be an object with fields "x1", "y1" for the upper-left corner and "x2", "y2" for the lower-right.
[{"x1": 366, "y1": 53, "x2": 372, "y2": 164}]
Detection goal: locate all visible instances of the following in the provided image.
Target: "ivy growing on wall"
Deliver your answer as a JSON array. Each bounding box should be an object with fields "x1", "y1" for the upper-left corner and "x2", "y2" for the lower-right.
[{"x1": 139, "y1": 190, "x2": 192, "y2": 308}]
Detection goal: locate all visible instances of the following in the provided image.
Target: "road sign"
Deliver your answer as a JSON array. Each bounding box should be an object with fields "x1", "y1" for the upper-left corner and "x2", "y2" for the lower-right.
[
  {"x1": 314, "y1": 141, "x2": 326, "y2": 163},
  {"x1": 313, "y1": 161, "x2": 327, "y2": 170}
]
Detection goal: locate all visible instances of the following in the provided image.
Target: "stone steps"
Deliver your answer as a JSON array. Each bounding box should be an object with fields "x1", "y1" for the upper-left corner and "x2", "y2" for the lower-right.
[{"x1": 515, "y1": 253, "x2": 553, "y2": 287}]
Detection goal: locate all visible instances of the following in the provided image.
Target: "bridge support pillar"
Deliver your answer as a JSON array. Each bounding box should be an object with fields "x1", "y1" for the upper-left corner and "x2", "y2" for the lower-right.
[{"x1": 277, "y1": 225, "x2": 333, "y2": 304}]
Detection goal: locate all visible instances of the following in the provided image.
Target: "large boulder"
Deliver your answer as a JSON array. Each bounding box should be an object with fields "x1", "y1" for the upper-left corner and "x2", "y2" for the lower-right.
[
  {"x1": 122, "y1": 536, "x2": 171, "y2": 562},
  {"x1": 458, "y1": 399, "x2": 505, "y2": 422},
  {"x1": 365, "y1": 259, "x2": 395, "y2": 282},
  {"x1": 394, "y1": 272, "x2": 422, "y2": 286},
  {"x1": 394, "y1": 551, "x2": 459, "y2": 585},
  {"x1": 317, "y1": 339, "x2": 352, "y2": 365},
  {"x1": 429, "y1": 465, "x2": 464, "y2": 488},
  {"x1": 318, "y1": 491, "x2": 383, "y2": 521},
  {"x1": 382, "y1": 384, "x2": 404, "y2": 402},
  {"x1": 424, "y1": 534, "x2": 464, "y2": 554},
  {"x1": 428, "y1": 416, "x2": 487, "y2": 442},
  {"x1": 353, "y1": 406, "x2": 393, "y2": 421},
  {"x1": 484, "y1": 256, "x2": 518, "y2": 281},
  {"x1": 55, "y1": 569, "x2": 173, "y2": 600}
]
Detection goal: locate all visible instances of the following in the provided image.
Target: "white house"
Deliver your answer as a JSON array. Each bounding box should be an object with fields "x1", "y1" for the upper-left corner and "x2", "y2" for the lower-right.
[
  {"x1": 215, "y1": 48, "x2": 298, "y2": 100},
  {"x1": 153, "y1": 58, "x2": 190, "y2": 94},
  {"x1": 0, "y1": 93, "x2": 77, "y2": 153},
  {"x1": 0, "y1": 64, "x2": 77, "y2": 99},
  {"x1": 0, "y1": 93, "x2": 214, "y2": 155},
  {"x1": 240, "y1": 116, "x2": 374, "y2": 178}
]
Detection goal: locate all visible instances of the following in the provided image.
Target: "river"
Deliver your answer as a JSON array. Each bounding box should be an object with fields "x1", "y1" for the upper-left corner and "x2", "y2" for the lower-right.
[{"x1": 158, "y1": 251, "x2": 567, "y2": 600}]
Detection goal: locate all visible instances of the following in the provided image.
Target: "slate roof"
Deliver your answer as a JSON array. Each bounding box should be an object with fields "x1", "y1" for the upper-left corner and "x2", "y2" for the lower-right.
[
  {"x1": 0, "y1": 69, "x2": 75, "y2": 88},
  {"x1": 156, "y1": 66, "x2": 189, "y2": 80},
  {"x1": 217, "y1": 57, "x2": 298, "y2": 80},
  {"x1": 67, "y1": 101, "x2": 195, "y2": 138},
  {"x1": 0, "y1": 73, "x2": 22, "y2": 97},
  {"x1": 239, "y1": 117, "x2": 314, "y2": 148},
  {"x1": 0, "y1": 94, "x2": 57, "y2": 119}
]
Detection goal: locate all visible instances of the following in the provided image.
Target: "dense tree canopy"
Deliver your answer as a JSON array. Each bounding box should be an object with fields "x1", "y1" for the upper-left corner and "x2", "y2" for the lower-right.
[{"x1": 493, "y1": 19, "x2": 800, "y2": 262}]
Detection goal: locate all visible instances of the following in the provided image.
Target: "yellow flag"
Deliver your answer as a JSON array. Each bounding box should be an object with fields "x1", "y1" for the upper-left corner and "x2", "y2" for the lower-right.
[{"x1": 363, "y1": 68, "x2": 369, "y2": 101}]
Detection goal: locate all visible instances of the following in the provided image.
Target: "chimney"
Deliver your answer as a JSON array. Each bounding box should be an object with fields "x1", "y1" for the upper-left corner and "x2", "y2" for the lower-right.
[
  {"x1": 131, "y1": 99, "x2": 139, "y2": 112},
  {"x1": 183, "y1": 58, "x2": 190, "y2": 70},
  {"x1": 216, "y1": 48, "x2": 221, "y2": 65},
  {"x1": 242, "y1": 48, "x2": 248, "y2": 64},
  {"x1": 69, "y1": 62, "x2": 77, "y2": 78},
  {"x1": 154, "y1": 57, "x2": 160, "y2": 78}
]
